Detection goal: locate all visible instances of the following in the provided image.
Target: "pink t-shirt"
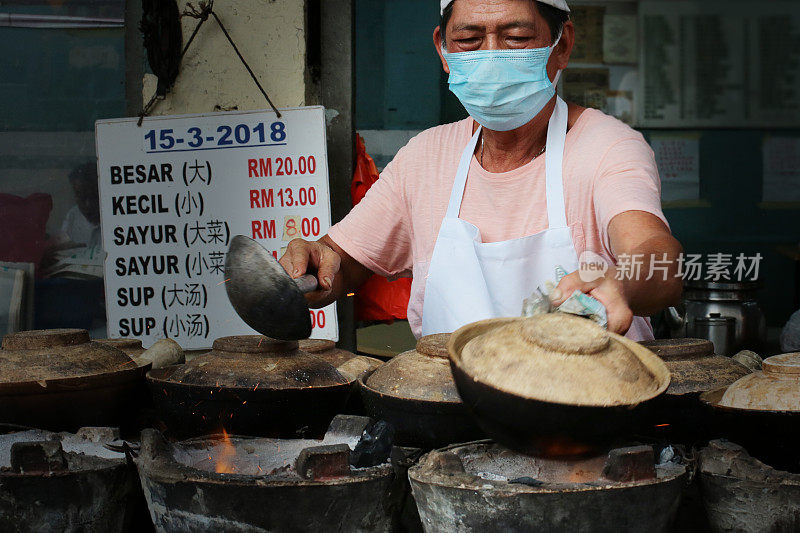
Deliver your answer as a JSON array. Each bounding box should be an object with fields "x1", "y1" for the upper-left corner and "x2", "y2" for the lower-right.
[{"x1": 329, "y1": 109, "x2": 668, "y2": 340}]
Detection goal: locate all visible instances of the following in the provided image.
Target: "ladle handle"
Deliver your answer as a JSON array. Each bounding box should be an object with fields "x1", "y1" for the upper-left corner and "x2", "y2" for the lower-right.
[{"x1": 294, "y1": 274, "x2": 319, "y2": 294}]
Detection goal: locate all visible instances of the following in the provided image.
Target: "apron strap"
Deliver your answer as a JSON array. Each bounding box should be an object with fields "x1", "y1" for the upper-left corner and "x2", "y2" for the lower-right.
[
  {"x1": 545, "y1": 97, "x2": 569, "y2": 229},
  {"x1": 445, "y1": 125, "x2": 482, "y2": 219}
]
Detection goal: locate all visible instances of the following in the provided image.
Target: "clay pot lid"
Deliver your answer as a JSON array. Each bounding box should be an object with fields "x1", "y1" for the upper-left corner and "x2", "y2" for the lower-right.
[
  {"x1": 298, "y1": 339, "x2": 335, "y2": 354},
  {"x1": 451, "y1": 314, "x2": 670, "y2": 407},
  {"x1": 96, "y1": 338, "x2": 143, "y2": 349},
  {"x1": 0, "y1": 329, "x2": 138, "y2": 384},
  {"x1": 639, "y1": 338, "x2": 714, "y2": 360},
  {"x1": 640, "y1": 338, "x2": 748, "y2": 395},
  {"x1": 365, "y1": 333, "x2": 461, "y2": 402},
  {"x1": 163, "y1": 335, "x2": 348, "y2": 390},
  {"x1": 719, "y1": 353, "x2": 800, "y2": 411},
  {"x1": 96, "y1": 338, "x2": 145, "y2": 357},
  {"x1": 297, "y1": 338, "x2": 368, "y2": 370},
  {"x1": 3, "y1": 329, "x2": 89, "y2": 349},
  {"x1": 763, "y1": 353, "x2": 800, "y2": 376},
  {"x1": 416, "y1": 334, "x2": 450, "y2": 359}
]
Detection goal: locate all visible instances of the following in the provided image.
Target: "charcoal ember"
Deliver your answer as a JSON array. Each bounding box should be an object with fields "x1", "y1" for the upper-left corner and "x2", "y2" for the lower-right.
[
  {"x1": 350, "y1": 420, "x2": 394, "y2": 468},
  {"x1": 296, "y1": 444, "x2": 351, "y2": 480},
  {"x1": 10, "y1": 441, "x2": 68, "y2": 474},
  {"x1": 602, "y1": 445, "x2": 656, "y2": 482}
]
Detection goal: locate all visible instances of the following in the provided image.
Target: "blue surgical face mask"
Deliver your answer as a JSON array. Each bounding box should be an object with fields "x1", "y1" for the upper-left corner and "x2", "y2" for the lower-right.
[{"x1": 443, "y1": 37, "x2": 561, "y2": 131}]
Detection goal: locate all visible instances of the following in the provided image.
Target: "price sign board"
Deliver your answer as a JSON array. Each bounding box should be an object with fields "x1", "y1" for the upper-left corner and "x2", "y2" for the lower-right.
[{"x1": 96, "y1": 106, "x2": 338, "y2": 348}]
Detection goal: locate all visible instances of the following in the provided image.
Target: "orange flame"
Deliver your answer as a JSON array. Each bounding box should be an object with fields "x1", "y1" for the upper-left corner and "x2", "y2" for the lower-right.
[
  {"x1": 215, "y1": 429, "x2": 237, "y2": 474},
  {"x1": 534, "y1": 436, "x2": 595, "y2": 458}
]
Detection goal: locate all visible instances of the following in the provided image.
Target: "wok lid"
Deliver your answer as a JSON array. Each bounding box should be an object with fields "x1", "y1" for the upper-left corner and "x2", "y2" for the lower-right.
[
  {"x1": 365, "y1": 333, "x2": 461, "y2": 403},
  {"x1": 160, "y1": 335, "x2": 348, "y2": 390},
  {"x1": 640, "y1": 338, "x2": 749, "y2": 396},
  {"x1": 450, "y1": 314, "x2": 670, "y2": 407},
  {"x1": 0, "y1": 329, "x2": 138, "y2": 386}
]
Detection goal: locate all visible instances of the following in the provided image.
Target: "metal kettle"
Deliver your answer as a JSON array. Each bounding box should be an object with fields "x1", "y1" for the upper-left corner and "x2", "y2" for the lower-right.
[{"x1": 665, "y1": 281, "x2": 766, "y2": 355}]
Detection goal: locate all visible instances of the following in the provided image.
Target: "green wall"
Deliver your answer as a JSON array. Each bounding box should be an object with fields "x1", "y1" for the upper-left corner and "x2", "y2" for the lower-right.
[{"x1": 0, "y1": 4, "x2": 126, "y2": 131}]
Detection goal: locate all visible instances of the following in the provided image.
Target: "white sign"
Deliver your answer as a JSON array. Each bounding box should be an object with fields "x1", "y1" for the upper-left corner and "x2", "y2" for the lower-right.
[
  {"x1": 96, "y1": 106, "x2": 338, "y2": 349},
  {"x1": 763, "y1": 136, "x2": 800, "y2": 203},
  {"x1": 651, "y1": 134, "x2": 700, "y2": 203},
  {"x1": 639, "y1": 0, "x2": 800, "y2": 128}
]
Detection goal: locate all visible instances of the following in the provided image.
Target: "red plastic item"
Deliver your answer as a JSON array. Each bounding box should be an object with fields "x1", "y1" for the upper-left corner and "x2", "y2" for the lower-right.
[
  {"x1": 0, "y1": 193, "x2": 53, "y2": 274},
  {"x1": 352, "y1": 134, "x2": 411, "y2": 322}
]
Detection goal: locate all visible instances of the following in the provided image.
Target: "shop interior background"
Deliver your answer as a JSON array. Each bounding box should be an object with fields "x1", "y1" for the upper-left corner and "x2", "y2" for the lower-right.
[{"x1": 0, "y1": 0, "x2": 798, "y2": 347}]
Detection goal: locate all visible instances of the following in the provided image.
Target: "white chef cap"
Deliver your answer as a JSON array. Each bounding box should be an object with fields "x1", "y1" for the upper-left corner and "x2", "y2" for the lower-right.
[{"x1": 440, "y1": 0, "x2": 570, "y2": 15}]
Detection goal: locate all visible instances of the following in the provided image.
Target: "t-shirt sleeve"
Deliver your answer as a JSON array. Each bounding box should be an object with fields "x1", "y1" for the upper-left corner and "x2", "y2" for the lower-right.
[
  {"x1": 593, "y1": 137, "x2": 669, "y2": 256},
  {"x1": 327, "y1": 155, "x2": 412, "y2": 279}
]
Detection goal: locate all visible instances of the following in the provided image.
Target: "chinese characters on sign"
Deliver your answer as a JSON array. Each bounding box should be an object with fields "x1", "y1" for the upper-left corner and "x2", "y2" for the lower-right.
[
  {"x1": 639, "y1": 0, "x2": 800, "y2": 128},
  {"x1": 650, "y1": 134, "x2": 700, "y2": 203},
  {"x1": 96, "y1": 107, "x2": 338, "y2": 349},
  {"x1": 762, "y1": 136, "x2": 800, "y2": 203}
]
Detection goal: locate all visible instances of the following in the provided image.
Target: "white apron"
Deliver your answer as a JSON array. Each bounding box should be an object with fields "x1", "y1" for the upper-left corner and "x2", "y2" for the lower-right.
[{"x1": 421, "y1": 97, "x2": 579, "y2": 336}]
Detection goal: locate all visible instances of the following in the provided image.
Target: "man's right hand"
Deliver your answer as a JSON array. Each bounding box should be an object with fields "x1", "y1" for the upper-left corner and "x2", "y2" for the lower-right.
[{"x1": 279, "y1": 238, "x2": 343, "y2": 307}]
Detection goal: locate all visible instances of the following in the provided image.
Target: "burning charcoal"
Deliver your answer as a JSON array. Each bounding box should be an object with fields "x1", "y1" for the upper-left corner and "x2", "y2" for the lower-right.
[
  {"x1": 658, "y1": 445, "x2": 676, "y2": 464},
  {"x1": 76, "y1": 427, "x2": 120, "y2": 443},
  {"x1": 390, "y1": 446, "x2": 425, "y2": 470},
  {"x1": 10, "y1": 441, "x2": 68, "y2": 473},
  {"x1": 296, "y1": 444, "x2": 351, "y2": 480},
  {"x1": 601, "y1": 445, "x2": 656, "y2": 482},
  {"x1": 429, "y1": 452, "x2": 466, "y2": 473},
  {"x1": 476, "y1": 471, "x2": 505, "y2": 481},
  {"x1": 732, "y1": 350, "x2": 762, "y2": 372},
  {"x1": 325, "y1": 414, "x2": 372, "y2": 442},
  {"x1": 509, "y1": 476, "x2": 544, "y2": 487},
  {"x1": 350, "y1": 420, "x2": 394, "y2": 468}
]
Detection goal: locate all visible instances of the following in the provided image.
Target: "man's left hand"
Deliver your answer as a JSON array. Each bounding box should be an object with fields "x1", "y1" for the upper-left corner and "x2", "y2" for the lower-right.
[{"x1": 550, "y1": 267, "x2": 633, "y2": 335}]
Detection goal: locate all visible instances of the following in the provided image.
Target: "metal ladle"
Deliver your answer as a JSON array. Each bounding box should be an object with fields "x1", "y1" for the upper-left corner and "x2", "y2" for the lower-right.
[{"x1": 224, "y1": 235, "x2": 316, "y2": 340}]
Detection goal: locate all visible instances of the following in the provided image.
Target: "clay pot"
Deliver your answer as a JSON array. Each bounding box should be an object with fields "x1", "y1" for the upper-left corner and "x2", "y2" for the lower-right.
[
  {"x1": 0, "y1": 329, "x2": 148, "y2": 431},
  {"x1": 147, "y1": 336, "x2": 352, "y2": 438},
  {"x1": 164, "y1": 336, "x2": 347, "y2": 389},
  {"x1": 366, "y1": 334, "x2": 460, "y2": 402},
  {"x1": 448, "y1": 315, "x2": 670, "y2": 454},
  {"x1": 720, "y1": 352, "x2": 800, "y2": 411},
  {"x1": 452, "y1": 314, "x2": 670, "y2": 406},
  {"x1": 638, "y1": 339, "x2": 750, "y2": 442},
  {"x1": 359, "y1": 334, "x2": 482, "y2": 448},
  {"x1": 640, "y1": 338, "x2": 750, "y2": 396}
]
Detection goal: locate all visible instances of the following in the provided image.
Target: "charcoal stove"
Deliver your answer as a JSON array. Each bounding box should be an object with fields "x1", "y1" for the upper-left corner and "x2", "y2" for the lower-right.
[
  {"x1": 0, "y1": 425, "x2": 143, "y2": 532},
  {"x1": 135, "y1": 415, "x2": 399, "y2": 532},
  {"x1": 699, "y1": 439, "x2": 800, "y2": 532},
  {"x1": 409, "y1": 440, "x2": 688, "y2": 533}
]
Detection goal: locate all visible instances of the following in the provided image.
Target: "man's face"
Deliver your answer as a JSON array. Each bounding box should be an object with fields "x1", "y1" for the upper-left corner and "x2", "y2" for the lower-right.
[
  {"x1": 444, "y1": 0, "x2": 553, "y2": 52},
  {"x1": 70, "y1": 178, "x2": 100, "y2": 225},
  {"x1": 434, "y1": 0, "x2": 574, "y2": 83}
]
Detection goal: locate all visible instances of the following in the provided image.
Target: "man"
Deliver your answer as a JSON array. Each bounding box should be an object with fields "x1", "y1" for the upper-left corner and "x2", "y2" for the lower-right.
[
  {"x1": 61, "y1": 162, "x2": 102, "y2": 249},
  {"x1": 280, "y1": 0, "x2": 683, "y2": 340}
]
